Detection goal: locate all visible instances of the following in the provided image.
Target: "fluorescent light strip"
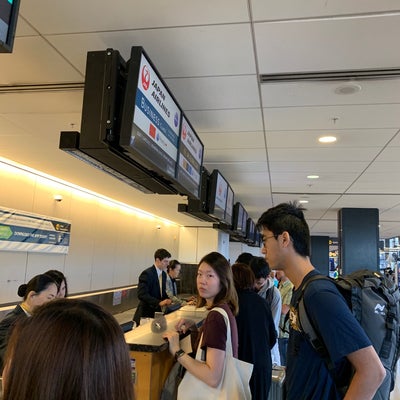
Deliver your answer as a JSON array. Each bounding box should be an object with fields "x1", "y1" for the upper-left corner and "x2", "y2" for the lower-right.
[{"x1": 0, "y1": 156, "x2": 179, "y2": 227}]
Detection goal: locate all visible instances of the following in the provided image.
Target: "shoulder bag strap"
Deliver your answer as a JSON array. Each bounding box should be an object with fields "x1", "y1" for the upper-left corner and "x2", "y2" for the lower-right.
[{"x1": 211, "y1": 307, "x2": 233, "y2": 356}]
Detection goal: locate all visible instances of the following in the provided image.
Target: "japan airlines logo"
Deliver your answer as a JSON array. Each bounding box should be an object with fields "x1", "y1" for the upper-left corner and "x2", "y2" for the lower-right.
[
  {"x1": 374, "y1": 303, "x2": 385, "y2": 316},
  {"x1": 141, "y1": 65, "x2": 150, "y2": 90},
  {"x1": 182, "y1": 125, "x2": 187, "y2": 140}
]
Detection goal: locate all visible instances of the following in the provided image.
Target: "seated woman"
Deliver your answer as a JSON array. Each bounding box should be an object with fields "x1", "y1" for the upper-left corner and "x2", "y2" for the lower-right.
[
  {"x1": 0, "y1": 273, "x2": 58, "y2": 371},
  {"x1": 2, "y1": 299, "x2": 134, "y2": 400},
  {"x1": 163, "y1": 252, "x2": 239, "y2": 388}
]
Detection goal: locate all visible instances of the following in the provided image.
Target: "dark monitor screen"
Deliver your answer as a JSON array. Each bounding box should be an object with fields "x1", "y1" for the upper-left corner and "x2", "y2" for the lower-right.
[
  {"x1": 224, "y1": 185, "x2": 234, "y2": 226},
  {"x1": 241, "y1": 208, "x2": 248, "y2": 235},
  {"x1": 0, "y1": 0, "x2": 20, "y2": 53},
  {"x1": 208, "y1": 169, "x2": 228, "y2": 221},
  {"x1": 246, "y1": 218, "x2": 255, "y2": 242},
  {"x1": 175, "y1": 115, "x2": 204, "y2": 199},
  {"x1": 119, "y1": 47, "x2": 181, "y2": 181},
  {"x1": 232, "y1": 202, "x2": 245, "y2": 236}
]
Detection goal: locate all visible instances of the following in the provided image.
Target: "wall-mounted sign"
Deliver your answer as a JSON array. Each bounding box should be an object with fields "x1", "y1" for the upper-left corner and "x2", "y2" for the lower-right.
[{"x1": 0, "y1": 207, "x2": 71, "y2": 254}]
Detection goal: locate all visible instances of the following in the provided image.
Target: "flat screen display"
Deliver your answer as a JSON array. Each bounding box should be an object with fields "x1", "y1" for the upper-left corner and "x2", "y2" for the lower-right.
[
  {"x1": 208, "y1": 170, "x2": 228, "y2": 221},
  {"x1": 241, "y1": 208, "x2": 248, "y2": 235},
  {"x1": 119, "y1": 47, "x2": 181, "y2": 180},
  {"x1": 246, "y1": 218, "x2": 255, "y2": 242},
  {"x1": 232, "y1": 202, "x2": 245, "y2": 236},
  {"x1": 176, "y1": 115, "x2": 204, "y2": 199},
  {"x1": 0, "y1": 0, "x2": 19, "y2": 53},
  {"x1": 224, "y1": 185, "x2": 234, "y2": 226}
]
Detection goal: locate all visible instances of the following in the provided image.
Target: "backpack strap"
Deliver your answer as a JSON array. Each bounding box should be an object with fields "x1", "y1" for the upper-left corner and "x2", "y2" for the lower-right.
[{"x1": 295, "y1": 274, "x2": 343, "y2": 390}]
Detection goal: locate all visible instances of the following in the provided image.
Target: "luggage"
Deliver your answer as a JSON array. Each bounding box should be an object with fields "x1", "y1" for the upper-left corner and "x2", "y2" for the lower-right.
[{"x1": 268, "y1": 365, "x2": 286, "y2": 400}]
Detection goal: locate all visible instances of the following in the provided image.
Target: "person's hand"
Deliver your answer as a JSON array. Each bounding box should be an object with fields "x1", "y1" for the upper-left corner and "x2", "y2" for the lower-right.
[
  {"x1": 159, "y1": 298, "x2": 172, "y2": 307},
  {"x1": 175, "y1": 318, "x2": 194, "y2": 334},
  {"x1": 162, "y1": 330, "x2": 180, "y2": 355}
]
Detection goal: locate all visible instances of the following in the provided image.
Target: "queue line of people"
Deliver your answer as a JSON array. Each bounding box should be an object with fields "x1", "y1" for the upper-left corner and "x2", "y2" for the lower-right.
[{"x1": 0, "y1": 201, "x2": 388, "y2": 400}]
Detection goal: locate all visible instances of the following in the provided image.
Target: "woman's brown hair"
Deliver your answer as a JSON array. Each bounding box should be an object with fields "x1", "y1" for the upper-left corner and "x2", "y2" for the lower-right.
[
  {"x1": 196, "y1": 252, "x2": 239, "y2": 315},
  {"x1": 231, "y1": 262, "x2": 256, "y2": 291},
  {"x1": 3, "y1": 299, "x2": 134, "y2": 400}
]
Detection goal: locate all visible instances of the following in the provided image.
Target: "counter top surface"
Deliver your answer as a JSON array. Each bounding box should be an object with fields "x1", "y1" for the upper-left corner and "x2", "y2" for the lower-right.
[{"x1": 124, "y1": 306, "x2": 208, "y2": 352}]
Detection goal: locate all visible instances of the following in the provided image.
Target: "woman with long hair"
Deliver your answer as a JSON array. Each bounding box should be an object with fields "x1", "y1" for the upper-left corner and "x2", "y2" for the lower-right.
[
  {"x1": 2, "y1": 299, "x2": 134, "y2": 400},
  {"x1": 163, "y1": 251, "x2": 239, "y2": 388}
]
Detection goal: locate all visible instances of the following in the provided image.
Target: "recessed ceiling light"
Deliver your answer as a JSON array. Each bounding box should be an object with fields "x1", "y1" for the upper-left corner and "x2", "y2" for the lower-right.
[
  {"x1": 334, "y1": 83, "x2": 361, "y2": 95},
  {"x1": 319, "y1": 136, "x2": 337, "y2": 143},
  {"x1": 299, "y1": 199, "x2": 309, "y2": 204},
  {"x1": 307, "y1": 175, "x2": 319, "y2": 179}
]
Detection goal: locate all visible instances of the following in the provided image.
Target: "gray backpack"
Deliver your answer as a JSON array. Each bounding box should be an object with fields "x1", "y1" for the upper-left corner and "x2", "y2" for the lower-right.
[{"x1": 296, "y1": 269, "x2": 400, "y2": 399}]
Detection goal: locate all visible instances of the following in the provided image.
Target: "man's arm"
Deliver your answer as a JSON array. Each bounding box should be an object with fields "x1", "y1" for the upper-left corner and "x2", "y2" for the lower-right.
[{"x1": 344, "y1": 345, "x2": 385, "y2": 400}]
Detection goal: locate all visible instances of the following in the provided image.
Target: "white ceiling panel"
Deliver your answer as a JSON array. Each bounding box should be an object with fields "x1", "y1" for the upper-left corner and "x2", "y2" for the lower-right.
[
  {"x1": 204, "y1": 148, "x2": 267, "y2": 163},
  {"x1": 0, "y1": 37, "x2": 84, "y2": 85},
  {"x1": 264, "y1": 104, "x2": 400, "y2": 131},
  {"x1": 0, "y1": 92, "x2": 83, "y2": 114},
  {"x1": 188, "y1": 109, "x2": 263, "y2": 132},
  {"x1": 46, "y1": 24, "x2": 256, "y2": 78},
  {"x1": 269, "y1": 161, "x2": 368, "y2": 173},
  {"x1": 333, "y1": 194, "x2": 400, "y2": 209},
  {"x1": 261, "y1": 79, "x2": 400, "y2": 108},
  {"x1": 166, "y1": 75, "x2": 260, "y2": 110},
  {"x1": 251, "y1": 1, "x2": 400, "y2": 21},
  {"x1": 347, "y1": 174, "x2": 400, "y2": 194},
  {"x1": 201, "y1": 131, "x2": 264, "y2": 149},
  {"x1": 266, "y1": 129, "x2": 396, "y2": 148},
  {"x1": 255, "y1": 15, "x2": 400, "y2": 73},
  {"x1": 269, "y1": 147, "x2": 381, "y2": 162},
  {"x1": 204, "y1": 162, "x2": 268, "y2": 174},
  {"x1": 20, "y1": 0, "x2": 250, "y2": 34}
]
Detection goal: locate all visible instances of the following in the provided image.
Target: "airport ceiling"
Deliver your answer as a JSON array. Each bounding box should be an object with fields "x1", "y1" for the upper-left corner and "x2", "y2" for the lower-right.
[{"x1": 1, "y1": 1, "x2": 400, "y2": 239}]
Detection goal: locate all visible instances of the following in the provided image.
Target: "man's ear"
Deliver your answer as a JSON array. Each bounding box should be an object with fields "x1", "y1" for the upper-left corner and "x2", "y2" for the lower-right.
[{"x1": 281, "y1": 231, "x2": 291, "y2": 247}]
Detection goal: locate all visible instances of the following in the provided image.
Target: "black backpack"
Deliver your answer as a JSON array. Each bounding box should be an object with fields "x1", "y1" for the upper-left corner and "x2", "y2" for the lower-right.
[{"x1": 295, "y1": 269, "x2": 400, "y2": 400}]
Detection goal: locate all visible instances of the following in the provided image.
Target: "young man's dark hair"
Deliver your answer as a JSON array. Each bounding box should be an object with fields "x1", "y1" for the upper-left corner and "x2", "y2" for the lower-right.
[
  {"x1": 257, "y1": 201, "x2": 310, "y2": 257},
  {"x1": 154, "y1": 248, "x2": 171, "y2": 261},
  {"x1": 249, "y1": 256, "x2": 271, "y2": 280},
  {"x1": 235, "y1": 252, "x2": 254, "y2": 265}
]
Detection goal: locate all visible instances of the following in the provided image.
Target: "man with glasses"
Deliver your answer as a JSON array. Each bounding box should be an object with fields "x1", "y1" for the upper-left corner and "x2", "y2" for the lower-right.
[
  {"x1": 257, "y1": 202, "x2": 385, "y2": 400},
  {"x1": 133, "y1": 248, "x2": 172, "y2": 325}
]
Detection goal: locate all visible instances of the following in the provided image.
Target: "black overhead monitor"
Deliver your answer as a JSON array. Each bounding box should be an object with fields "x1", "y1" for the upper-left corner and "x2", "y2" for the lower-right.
[
  {"x1": 246, "y1": 218, "x2": 255, "y2": 243},
  {"x1": 241, "y1": 208, "x2": 248, "y2": 235},
  {"x1": 224, "y1": 185, "x2": 234, "y2": 226},
  {"x1": 208, "y1": 169, "x2": 228, "y2": 221},
  {"x1": 119, "y1": 46, "x2": 182, "y2": 181},
  {"x1": 175, "y1": 114, "x2": 204, "y2": 199},
  {"x1": 232, "y1": 202, "x2": 245, "y2": 236},
  {"x1": 0, "y1": 0, "x2": 20, "y2": 53}
]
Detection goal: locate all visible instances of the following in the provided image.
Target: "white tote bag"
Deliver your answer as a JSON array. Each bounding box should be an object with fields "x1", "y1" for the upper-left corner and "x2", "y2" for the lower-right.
[{"x1": 177, "y1": 307, "x2": 253, "y2": 400}]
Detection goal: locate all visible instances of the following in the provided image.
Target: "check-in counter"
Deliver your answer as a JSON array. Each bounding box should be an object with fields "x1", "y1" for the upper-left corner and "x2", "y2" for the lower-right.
[{"x1": 124, "y1": 306, "x2": 207, "y2": 400}]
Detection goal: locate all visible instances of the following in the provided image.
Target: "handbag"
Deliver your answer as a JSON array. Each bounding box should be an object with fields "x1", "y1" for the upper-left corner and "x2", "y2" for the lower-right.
[
  {"x1": 177, "y1": 307, "x2": 253, "y2": 400},
  {"x1": 160, "y1": 361, "x2": 186, "y2": 400}
]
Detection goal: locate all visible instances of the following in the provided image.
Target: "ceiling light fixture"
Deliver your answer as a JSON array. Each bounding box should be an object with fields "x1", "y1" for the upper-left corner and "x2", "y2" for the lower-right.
[
  {"x1": 299, "y1": 199, "x2": 309, "y2": 204},
  {"x1": 334, "y1": 83, "x2": 362, "y2": 95},
  {"x1": 319, "y1": 136, "x2": 337, "y2": 143},
  {"x1": 307, "y1": 175, "x2": 319, "y2": 179}
]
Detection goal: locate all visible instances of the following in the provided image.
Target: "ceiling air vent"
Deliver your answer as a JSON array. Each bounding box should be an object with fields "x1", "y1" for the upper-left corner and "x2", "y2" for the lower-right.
[{"x1": 259, "y1": 68, "x2": 400, "y2": 83}]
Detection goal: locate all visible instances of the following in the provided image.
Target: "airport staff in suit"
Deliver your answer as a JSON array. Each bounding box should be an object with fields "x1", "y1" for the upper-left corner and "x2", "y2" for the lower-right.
[{"x1": 133, "y1": 248, "x2": 172, "y2": 325}]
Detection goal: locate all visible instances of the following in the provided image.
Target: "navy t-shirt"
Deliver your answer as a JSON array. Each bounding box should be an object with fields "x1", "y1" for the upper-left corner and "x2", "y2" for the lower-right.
[{"x1": 286, "y1": 270, "x2": 371, "y2": 400}]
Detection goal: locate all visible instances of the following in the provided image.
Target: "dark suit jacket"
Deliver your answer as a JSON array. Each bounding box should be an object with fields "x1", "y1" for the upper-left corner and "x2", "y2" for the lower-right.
[
  {"x1": 0, "y1": 304, "x2": 28, "y2": 371},
  {"x1": 133, "y1": 265, "x2": 169, "y2": 325}
]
